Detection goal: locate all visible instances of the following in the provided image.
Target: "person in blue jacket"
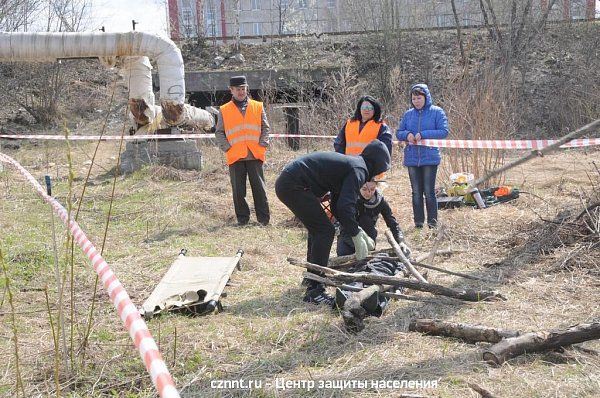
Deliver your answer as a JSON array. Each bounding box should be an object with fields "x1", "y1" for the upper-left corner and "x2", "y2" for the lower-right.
[{"x1": 396, "y1": 84, "x2": 448, "y2": 228}]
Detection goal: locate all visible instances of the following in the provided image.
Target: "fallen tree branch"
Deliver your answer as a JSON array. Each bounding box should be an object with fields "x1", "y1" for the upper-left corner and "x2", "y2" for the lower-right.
[
  {"x1": 482, "y1": 322, "x2": 600, "y2": 365},
  {"x1": 289, "y1": 258, "x2": 506, "y2": 302},
  {"x1": 327, "y1": 247, "x2": 395, "y2": 268},
  {"x1": 302, "y1": 272, "x2": 452, "y2": 303},
  {"x1": 328, "y1": 248, "x2": 463, "y2": 270},
  {"x1": 411, "y1": 261, "x2": 497, "y2": 283},
  {"x1": 385, "y1": 230, "x2": 427, "y2": 283},
  {"x1": 467, "y1": 382, "x2": 498, "y2": 398},
  {"x1": 409, "y1": 319, "x2": 520, "y2": 343},
  {"x1": 471, "y1": 118, "x2": 600, "y2": 188},
  {"x1": 329, "y1": 256, "x2": 493, "y2": 282},
  {"x1": 415, "y1": 249, "x2": 462, "y2": 262},
  {"x1": 575, "y1": 201, "x2": 600, "y2": 221},
  {"x1": 425, "y1": 223, "x2": 447, "y2": 265}
]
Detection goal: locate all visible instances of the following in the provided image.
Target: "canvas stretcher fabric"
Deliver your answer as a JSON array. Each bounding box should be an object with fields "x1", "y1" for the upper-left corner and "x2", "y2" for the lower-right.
[{"x1": 140, "y1": 250, "x2": 243, "y2": 319}]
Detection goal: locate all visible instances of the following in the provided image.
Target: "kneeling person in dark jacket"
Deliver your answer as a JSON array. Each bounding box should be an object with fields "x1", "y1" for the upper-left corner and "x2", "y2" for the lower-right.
[
  {"x1": 336, "y1": 181, "x2": 404, "y2": 256},
  {"x1": 275, "y1": 140, "x2": 391, "y2": 306}
]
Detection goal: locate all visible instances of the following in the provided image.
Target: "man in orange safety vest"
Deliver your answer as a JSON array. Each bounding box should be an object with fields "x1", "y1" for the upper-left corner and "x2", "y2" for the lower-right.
[{"x1": 215, "y1": 76, "x2": 270, "y2": 226}]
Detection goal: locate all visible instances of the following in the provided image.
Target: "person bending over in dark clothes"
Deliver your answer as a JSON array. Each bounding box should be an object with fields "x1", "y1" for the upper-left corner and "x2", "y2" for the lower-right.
[
  {"x1": 336, "y1": 181, "x2": 406, "y2": 256},
  {"x1": 275, "y1": 140, "x2": 391, "y2": 306}
]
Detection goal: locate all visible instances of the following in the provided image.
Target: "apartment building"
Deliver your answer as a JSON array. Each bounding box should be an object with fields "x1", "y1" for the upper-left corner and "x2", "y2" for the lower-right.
[{"x1": 167, "y1": 0, "x2": 596, "y2": 40}]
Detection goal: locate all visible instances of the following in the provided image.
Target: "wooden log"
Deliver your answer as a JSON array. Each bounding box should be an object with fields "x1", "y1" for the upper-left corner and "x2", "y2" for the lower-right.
[
  {"x1": 327, "y1": 247, "x2": 394, "y2": 268},
  {"x1": 328, "y1": 248, "x2": 463, "y2": 270},
  {"x1": 341, "y1": 285, "x2": 382, "y2": 333},
  {"x1": 423, "y1": 223, "x2": 446, "y2": 265},
  {"x1": 411, "y1": 261, "x2": 497, "y2": 283},
  {"x1": 288, "y1": 258, "x2": 506, "y2": 302},
  {"x1": 357, "y1": 256, "x2": 494, "y2": 282},
  {"x1": 302, "y1": 272, "x2": 462, "y2": 304},
  {"x1": 409, "y1": 319, "x2": 520, "y2": 343},
  {"x1": 470, "y1": 118, "x2": 600, "y2": 188},
  {"x1": 467, "y1": 382, "x2": 498, "y2": 398},
  {"x1": 414, "y1": 249, "x2": 462, "y2": 262},
  {"x1": 482, "y1": 322, "x2": 600, "y2": 365},
  {"x1": 385, "y1": 230, "x2": 427, "y2": 283}
]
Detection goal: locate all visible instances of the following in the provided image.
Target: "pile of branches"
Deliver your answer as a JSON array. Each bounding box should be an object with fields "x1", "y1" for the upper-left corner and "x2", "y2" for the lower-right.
[{"x1": 516, "y1": 168, "x2": 600, "y2": 274}]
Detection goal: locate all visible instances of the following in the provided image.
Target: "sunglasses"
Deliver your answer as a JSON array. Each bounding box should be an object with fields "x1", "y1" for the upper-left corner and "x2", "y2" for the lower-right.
[{"x1": 360, "y1": 104, "x2": 374, "y2": 111}]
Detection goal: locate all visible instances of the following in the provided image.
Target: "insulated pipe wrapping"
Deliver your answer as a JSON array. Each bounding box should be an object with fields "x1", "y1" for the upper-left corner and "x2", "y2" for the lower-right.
[
  {"x1": 120, "y1": 56, "x2": 159, "y2": 126},
  {"x1": 120, "y1": 56, "x2": 213, "y2": 130},
  {"x1": 0, "y1": 32, "x2": 186, "y2": 125}
]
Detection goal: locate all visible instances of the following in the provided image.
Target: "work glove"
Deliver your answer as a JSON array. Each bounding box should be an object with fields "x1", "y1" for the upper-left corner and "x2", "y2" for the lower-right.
[{"x1": 352, "y1": 229, "x2": 375, "y2": 261}]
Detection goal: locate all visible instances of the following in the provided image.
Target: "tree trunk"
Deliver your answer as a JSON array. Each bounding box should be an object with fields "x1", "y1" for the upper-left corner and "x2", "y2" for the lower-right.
[
  {"x1": 471, "y1": 118, "x2": 600, "y2": 188},
  {"x1": 302, "y1": 272, "x2": 455, "y2": 304},
  {"x1": 288, "y1": 258, "x2": 506, "y2": 302},
  {"x1": 450, "y1": 0, "x2": 466, "y2": 66},
  {"x1": 483, "y1": 322, "x2": 600, "y2": 365},
  {"x1": 409, "y1": 319, "x2": 520, "y2": 343}
]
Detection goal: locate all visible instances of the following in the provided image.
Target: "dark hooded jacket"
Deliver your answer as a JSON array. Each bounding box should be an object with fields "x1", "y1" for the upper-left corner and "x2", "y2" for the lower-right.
[
  {"x1": 281, "y1": 140, "x2": 390, "y2": 236},
  {"x1": 338, "y1": 189, "x2": 404, "y2": 246},
  {"x1": 396, "y1": 83, "x2": 448, "y2": 167}
]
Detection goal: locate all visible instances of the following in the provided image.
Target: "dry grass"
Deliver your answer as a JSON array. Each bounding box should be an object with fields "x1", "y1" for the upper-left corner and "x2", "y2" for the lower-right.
[{"x1": 1, "y1": 135, "x2": 599, "y2": 398}]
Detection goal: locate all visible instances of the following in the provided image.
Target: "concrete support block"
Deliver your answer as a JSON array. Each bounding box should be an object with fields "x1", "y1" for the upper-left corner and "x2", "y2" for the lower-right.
[{"x1": 120, "y1": 139, "x2": 202, "y2": 174}]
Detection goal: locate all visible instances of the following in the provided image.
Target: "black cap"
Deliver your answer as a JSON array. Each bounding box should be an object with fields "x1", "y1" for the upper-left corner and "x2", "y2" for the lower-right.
[{"x1": 229, "y1": 75, "x2": 248, "y2": 87}]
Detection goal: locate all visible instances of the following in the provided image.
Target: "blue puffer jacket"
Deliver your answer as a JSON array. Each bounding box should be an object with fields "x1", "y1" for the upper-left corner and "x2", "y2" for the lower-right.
[{"x1": 396, "y1": 84, "x2": 449, "y2": 167}]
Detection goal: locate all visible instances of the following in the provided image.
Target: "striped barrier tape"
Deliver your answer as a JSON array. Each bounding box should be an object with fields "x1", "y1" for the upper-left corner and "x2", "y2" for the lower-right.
[
  {"x1": 418, "y1": 138, "x2": 600, "y2": 149},
  {"x1": 0, "y1": 152, "x2": 180, "y2": 398},
  {"x1": 1, "y1": 133, "x2": 599, "y2": 148}
]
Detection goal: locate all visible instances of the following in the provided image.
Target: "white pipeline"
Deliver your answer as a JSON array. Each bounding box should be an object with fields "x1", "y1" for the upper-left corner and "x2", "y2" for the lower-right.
[{"x1": 0, "y1": 32, "x2": 213, "y2": 129}]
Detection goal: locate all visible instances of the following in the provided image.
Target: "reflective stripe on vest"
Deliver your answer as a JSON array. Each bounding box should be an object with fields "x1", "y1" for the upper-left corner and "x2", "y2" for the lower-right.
[
  {"x1": 344, "y1": 119, "x2": 381, "y2": 155},
  {"x1": 221, "y1": 99, "x2": 266, "y2": 165}
]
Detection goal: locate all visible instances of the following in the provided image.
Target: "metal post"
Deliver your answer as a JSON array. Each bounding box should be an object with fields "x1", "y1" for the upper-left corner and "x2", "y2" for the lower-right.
[{"x1": 284, "y1": 106, "x2": 300, "y2": 150}]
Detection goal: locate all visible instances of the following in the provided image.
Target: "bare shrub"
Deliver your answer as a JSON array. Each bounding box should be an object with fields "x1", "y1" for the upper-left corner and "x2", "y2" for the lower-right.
[
  {"x1": 300, "y1": 65, "x2": 367, "y2": 143},
  {"x1": 439, "y1": 67, "x2": 518, "y2": 185}
]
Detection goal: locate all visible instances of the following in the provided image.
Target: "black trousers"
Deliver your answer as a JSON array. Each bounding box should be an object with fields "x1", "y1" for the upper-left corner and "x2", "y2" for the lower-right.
[
  {"x1": 275, "y1": 171, "x2": 335, "y2": 275},
  {"x1": 229, "y1": 160, "x2": 270, "y2": 225}
]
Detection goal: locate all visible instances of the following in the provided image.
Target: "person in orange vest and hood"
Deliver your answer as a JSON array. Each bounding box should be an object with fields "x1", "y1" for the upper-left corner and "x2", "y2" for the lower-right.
[
  {"x1": 333, "y1": 95, "x2": 393, "y2": 157},
  {"x1": 215, "y1": 76, "x2": 270, "y2": 226}
]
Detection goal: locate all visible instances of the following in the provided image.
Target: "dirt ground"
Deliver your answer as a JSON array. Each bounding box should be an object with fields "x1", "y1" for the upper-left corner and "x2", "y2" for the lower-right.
[{"x1": 1, "y1": 129, "x2": 599, "y2": 397}]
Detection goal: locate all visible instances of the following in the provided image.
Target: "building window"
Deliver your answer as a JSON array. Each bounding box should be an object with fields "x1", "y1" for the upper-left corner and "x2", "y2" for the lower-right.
[
  {"x1": 253, "y1": 22, "x2": 262, "y2": 35},
  {"x1": 280, "y1": 0, "x2": 288, "y2": 9},
  {"x1": 298, "y1": 0, "x2": 308, "y2": 9},
  {"x1": 436, "y1": 14, "x2": 452, "y2": 27},
  {"x1": 251, "y1": 0, "x2": 260, "y2": 10},
  {"x1": 181, "y1": 8, "x2": 193, "y2": 36},
  {"x1": 205, "y1": 8, "x2": 216, "y2": 36},
  {"x1": 327, "y1": 0, "x2": 335, "y2": 8}
]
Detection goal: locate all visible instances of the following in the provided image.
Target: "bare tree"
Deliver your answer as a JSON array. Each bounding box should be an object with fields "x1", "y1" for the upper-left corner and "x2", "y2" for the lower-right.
[
  {"x1": 45, "y1": 0, "x2": 91, "y2": 32},
  {"x1": 480, "y1": 0, "x2": 558, "y2": 73},
  {"x1": 1, "y1": 0, "x2": 92, "y2": 126},
  {"x1": 450, "y1": 0, "x2": 467, "y2": 66},
  {"x1": 0, "y1": 0, "x2": 45, "y2": 31}
]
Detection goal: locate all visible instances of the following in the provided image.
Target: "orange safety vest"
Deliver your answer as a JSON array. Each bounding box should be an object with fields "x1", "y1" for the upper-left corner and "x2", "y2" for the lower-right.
[
  {"x1": 220, "y1": 99, "x2": 266, "y2": 165},
  {"x1": 344, "y1": 119, "x2": 382, "y2": 155}
]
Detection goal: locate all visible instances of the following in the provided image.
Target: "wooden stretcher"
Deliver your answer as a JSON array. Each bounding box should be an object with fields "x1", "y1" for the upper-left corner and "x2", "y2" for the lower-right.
[{"x1": 140, "y1": 249, "x2": 243, "y2": 319}]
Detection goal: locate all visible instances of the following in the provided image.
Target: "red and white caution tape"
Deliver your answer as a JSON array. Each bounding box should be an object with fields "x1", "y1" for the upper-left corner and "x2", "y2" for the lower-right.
[
  {"x1": 0, "y1": 152, "x2": 179, "y2": 398},
  {"x1": 0, "y1": 133, "x2": 215, "y2": 141},
  {"x1": 417, "y1": 138, "x2": 600, "y2": 149},
  {"x1": 1, "y1": 133, "x2": 599, "y2": 149},
  {"x1": 0, "y1": 133, "x2": 335, "y2": 140}
]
